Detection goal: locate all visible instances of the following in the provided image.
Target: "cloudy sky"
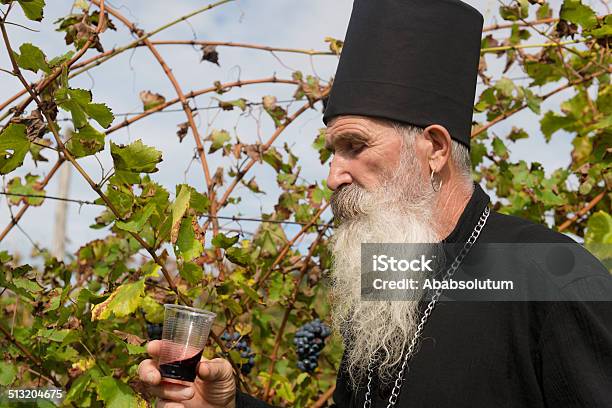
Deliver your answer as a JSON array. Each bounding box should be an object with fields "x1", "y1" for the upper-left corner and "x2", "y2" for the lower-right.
[{"x1": 0, "y1": 0, "x2": 605, "y2": 259}]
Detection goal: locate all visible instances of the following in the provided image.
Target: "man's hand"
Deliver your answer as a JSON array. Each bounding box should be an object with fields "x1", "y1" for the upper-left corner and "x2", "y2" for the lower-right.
[{"x1": 138, "y1": 340, "x2": 236, "y2": 408}]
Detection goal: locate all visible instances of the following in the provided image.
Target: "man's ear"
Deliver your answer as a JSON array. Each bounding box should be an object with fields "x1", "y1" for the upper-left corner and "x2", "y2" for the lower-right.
[{"x1": 422, "y1": 124, "x2": 452, "y2": 173}]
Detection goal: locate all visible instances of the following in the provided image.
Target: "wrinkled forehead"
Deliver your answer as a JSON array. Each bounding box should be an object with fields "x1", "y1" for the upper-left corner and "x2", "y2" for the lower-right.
[{"x1": 325, "y1": 115, "x2": 388, "y2": 135}]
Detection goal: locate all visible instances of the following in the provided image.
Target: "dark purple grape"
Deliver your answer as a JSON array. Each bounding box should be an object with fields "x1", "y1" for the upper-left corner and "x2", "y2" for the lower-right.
[
  {"x1": 146, "y1": 323, "x2": 163, "y2": 340},
  {"x1": 293, "y1": 319, "x2": 331, "y2": 373},
  {"x1": 221, "y1": 331, "x2": 255, "y2": 374}
]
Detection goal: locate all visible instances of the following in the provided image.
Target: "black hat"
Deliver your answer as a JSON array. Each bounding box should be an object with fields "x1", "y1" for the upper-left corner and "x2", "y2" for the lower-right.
[{"x1": 322, "y1": 0, "x2": 484, "y2": 148}]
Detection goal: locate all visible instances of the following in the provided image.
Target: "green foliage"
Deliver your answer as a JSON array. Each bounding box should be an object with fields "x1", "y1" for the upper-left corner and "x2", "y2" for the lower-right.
[
  {"x1": 0, "y1": 361, "x2": 17, "y2": 385},
  {"x1": 560, "y1": 0, "x2": 598, "y2": 30},
  {"x1": 111, "y1": 139, "x2": 162, "y2": 173},
  {"x1": 17, "y1": 0, "x2": 45, "y2": 22},
  {"x1": 55, "y1": 87, "x2": 114, "y2": 129},
  {"x1": 0, "y1": 124, "x2": 30, "y2": 174},
  {"x1": 585, "y1": 211, "x2": 612, "y2": 270},
  {"x1": 66, "y1": 123, "x2": 105, "y2": 157},
  {"x1": 6, "y1": 173, "x2": 45, "y2": 205},
  {"x1": 13, "y1": 43, "x2": 50, "y2": 74},
  {"x1": 96, "y1": 376, "x2": 147, "y2": 407}
]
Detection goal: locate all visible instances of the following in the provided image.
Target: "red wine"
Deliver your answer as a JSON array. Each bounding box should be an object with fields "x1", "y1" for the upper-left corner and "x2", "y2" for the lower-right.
[{"x1": 159, "y1": 349, "x2": 203, "y2": 382}]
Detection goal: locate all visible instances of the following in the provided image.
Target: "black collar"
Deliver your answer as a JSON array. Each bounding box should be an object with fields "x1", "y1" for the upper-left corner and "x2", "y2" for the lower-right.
[{"x1": 442, "y1": 182, "x2": 490, "y2": 243}]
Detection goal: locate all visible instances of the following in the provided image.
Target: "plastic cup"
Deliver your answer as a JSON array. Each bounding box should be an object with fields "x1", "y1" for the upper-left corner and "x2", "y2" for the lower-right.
[{"x1": 158, "y1": 304, "x2": 216, "y2": 384}]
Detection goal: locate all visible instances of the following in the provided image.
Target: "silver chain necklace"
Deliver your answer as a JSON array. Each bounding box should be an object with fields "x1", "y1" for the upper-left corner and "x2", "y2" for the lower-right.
[{"x1": 363, "y1": 205, "x2": 490, "y2": 408}]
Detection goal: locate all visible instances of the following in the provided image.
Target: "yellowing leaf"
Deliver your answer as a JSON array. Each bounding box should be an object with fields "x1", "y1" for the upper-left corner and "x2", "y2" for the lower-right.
[
  {"x1": 176, "y1": 216, "x2": 203, "y2": 261},
  {"x1": 206, "y1": 129, "x2": 230, "y2": 154},
  {"x1": 141, "y1": 296, "x2": 164, "y2": 323},
  {"x1": 6, "y1": 174, "x2": 45, "y2": 206},
  {"x1": 91, "y1": 279, "x2": 145, "y2": 320},
  {"x1": 139, "y1": 90, "x2": 166, "y2": 111},
  {"x1": 585, "y1": 211, "x2": 612, "y2": 245},
  {"x1": 171, "y1": 186, "x2": 191, "y2": 244}
]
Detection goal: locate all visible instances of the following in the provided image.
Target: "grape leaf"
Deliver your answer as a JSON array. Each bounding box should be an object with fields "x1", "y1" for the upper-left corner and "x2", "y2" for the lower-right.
[
  {"x1": 0, "y1": 361, "x2": 17, "y2": 385},
  {"x1": 85, "y1": 103, "x2": 114, "y2": 128},
  {"x1": 115, "y1": 201, "x2": 156, "y2": 233},
  {"x1": 91, "y1": 279, "x2": 145, "y2": 320},
  {"x1": 6, "y1": 174, "x2": 45, "y2": 206},
  {"x1": 585, "y1": 211, "x2": 612, "y2": 245},
  {"x1": 171, "y1": 185, "x2": 191, "y2": 244},
  {"x1": 206, "y1": 129, "x2": 230, "y2": 154},
  {"x1": 17, "y1": 0, "x2": 45, "y2": 22},
  {"x1": 492, "y1": 137, "x2": 509, "y2": 159},
  {"x1": 66, "y1": 123, "x2": 105, "y2": 158},
  {"x1": 141, "y1": 296, "x2": 164, "y2": 323},
  {"x1": 560, "y1": 0, "x2": 598, "y2": 30},
  {"x1": 218, "y1": 98, "x2": 247, "y2": 111},
  {"x1": 0, "y1": 124, "x2": 30, "y2": 175},
  {"x1": 585, "y1": 211, "x2": 612, "y2": 265},
  {"x1": 126, "y1": 343, "x2": 147, "y2": 355},
  {"x1": 226, "y1": 246, "x2": 250, "y2": 266},
  {"x1": 179, "y1": 261, "x2": 203, "y2": 284},
  {"x1": 175, "y1": 184, "x2": 210, "y2": 214},
  {"x1": 139, "y1": 90, "x2": 166, "y2": 111},
  {"x1": 55, "y1": 87, "x2": 113, "y2": 129},
  {"x1": 13, "y1": 43, "x2": 50, "y2": 74},
  {"x1": 96, "y1": 376, "x2": 147, "y2": 408},
  {"x1": 176, "y1": 216, "x2": 203, "y2": 262},
  {"x1": 212, "y1": 232, "x2": 239, "y2": 249},
  {"x1": 110, "y1": 140, "x2": 162, "y2": 173},
  {"x1": 201, "y1": 45, "x2": 219, "y2": 65},
  {"x1": 540, "y1": 111, "x2": 574, "y2": 141},
  {"x1": 48, "y1": 50, "x2": 75, "y2": 68}
]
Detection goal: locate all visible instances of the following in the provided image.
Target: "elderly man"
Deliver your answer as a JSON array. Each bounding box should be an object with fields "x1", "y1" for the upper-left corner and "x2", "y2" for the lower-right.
[{"x1": 139, "y1": 0, "x2": 612, "y2": 407}]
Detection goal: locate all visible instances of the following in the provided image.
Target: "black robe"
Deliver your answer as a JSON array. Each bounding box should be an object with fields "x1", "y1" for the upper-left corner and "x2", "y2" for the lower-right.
[{"x1": 236, "y1": 183, "x2": 612, "y2": 407}]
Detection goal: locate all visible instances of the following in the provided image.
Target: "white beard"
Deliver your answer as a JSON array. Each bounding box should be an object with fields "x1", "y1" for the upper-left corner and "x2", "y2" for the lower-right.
[{"x1": 329, "y1": 140, "x2": 441, "y2": 390}]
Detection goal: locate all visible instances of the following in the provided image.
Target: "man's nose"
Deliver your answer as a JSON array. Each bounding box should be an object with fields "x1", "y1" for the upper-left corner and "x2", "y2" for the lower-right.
[{"x1": 327, "y1": 155, "x2": 353, "y2": 191}]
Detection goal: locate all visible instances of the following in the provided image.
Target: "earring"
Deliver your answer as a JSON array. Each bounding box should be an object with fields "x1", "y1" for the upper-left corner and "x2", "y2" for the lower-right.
[{"x1": 430, "y1": 169, "x2": 442, "y2": 192}]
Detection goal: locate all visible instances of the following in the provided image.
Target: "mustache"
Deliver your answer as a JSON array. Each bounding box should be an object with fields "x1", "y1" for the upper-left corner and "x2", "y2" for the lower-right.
[{"x1": 330, "y1": 183, "x2": 371, "y2": 222}]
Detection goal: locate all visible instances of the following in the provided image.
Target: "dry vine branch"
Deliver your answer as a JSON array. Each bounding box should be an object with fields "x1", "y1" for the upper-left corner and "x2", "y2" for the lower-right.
[
  {"x1": 105, "y1": 77, "x2": 299, "y2": 134},
  {"x1": 558, "y1": 191, "x2": 607, "y2": 232},
  {"x1": 482, "y1": 17, "x2": 558, "y2": 32},
  {"x1": 312, "y1": 384, "x2": 337, "y2": 408},
  {"x1": 0, "y1": 0, "x2": 235, "y2": 122}
]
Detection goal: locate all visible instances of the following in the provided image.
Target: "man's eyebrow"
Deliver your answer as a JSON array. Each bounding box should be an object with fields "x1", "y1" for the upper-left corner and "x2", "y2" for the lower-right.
[{"x1": 325, "y1": 132, "x2": 369, "y2": 151}]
